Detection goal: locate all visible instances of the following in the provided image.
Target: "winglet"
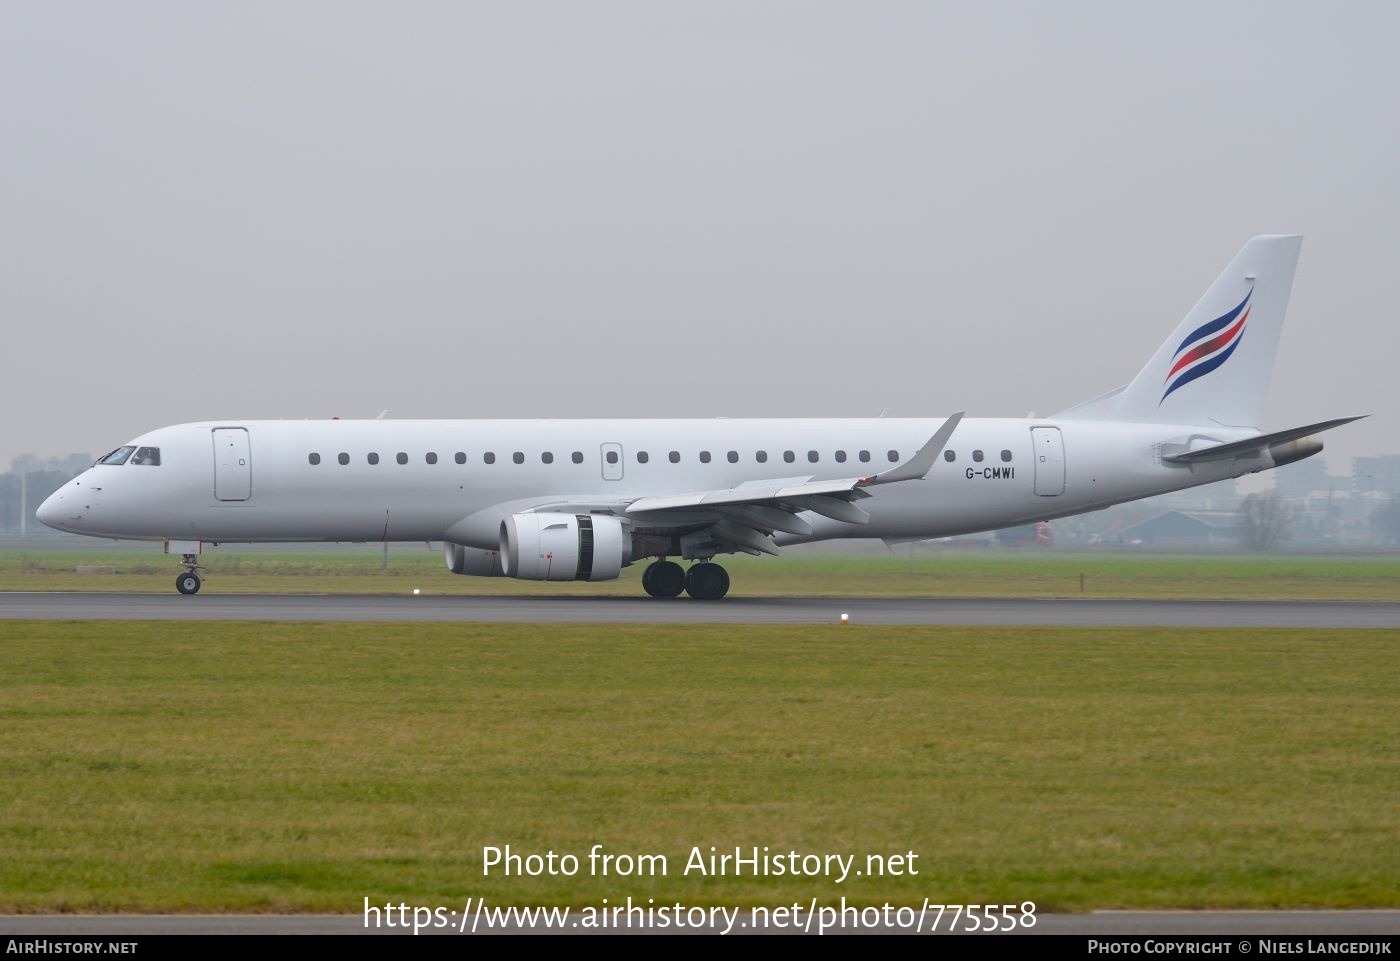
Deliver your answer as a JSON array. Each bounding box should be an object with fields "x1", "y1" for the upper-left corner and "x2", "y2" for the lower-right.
[{"x1": 862, "y1": 412, "x2": 964, "y2": 486}]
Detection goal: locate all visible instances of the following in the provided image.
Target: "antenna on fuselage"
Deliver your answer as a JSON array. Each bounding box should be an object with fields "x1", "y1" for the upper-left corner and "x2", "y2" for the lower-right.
[{"x1": 375, "y1": 410, "x2": 390, "y2": 420}]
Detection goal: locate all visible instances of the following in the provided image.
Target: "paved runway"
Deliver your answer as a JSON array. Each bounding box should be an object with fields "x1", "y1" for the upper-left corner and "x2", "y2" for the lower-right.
[
  {"x1": 1, "y1": 911, "x2": 1397, "y2": 936},
  {"x1": 1, "y1": 592, "x2": 1398, "y2": 626}
]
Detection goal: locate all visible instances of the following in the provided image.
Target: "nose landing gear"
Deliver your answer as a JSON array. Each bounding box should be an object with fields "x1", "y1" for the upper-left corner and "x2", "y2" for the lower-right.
[{"x1": 175, "y1": 554, "x2": 203, "y2": 595}]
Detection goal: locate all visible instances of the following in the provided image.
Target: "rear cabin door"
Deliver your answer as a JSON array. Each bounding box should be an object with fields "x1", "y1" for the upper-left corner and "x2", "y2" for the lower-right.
[
  {"x1": 1031, "y1": 426, "x2": 1065, "y2": 496},
  {"x1": 213, "y1": 428, "x2": 252, "y2": 501}
]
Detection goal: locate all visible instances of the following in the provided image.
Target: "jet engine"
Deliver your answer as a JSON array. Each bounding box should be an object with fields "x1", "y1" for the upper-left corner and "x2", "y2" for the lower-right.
[
  {"x1": 443, "y1": 542, "x2": 506, "y2": 576},
  {"x1": 499, "y1": 512, "x2": 628, "y2": 581},
  {"x1": 1268, "y1": 436, "x2": 1323, "y2": 468}
]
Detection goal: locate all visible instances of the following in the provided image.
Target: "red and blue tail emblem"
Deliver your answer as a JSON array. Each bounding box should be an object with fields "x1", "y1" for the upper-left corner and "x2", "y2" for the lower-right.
[{"x1": 1161, "y1": 287, "x2": 1252, "y2": 404}]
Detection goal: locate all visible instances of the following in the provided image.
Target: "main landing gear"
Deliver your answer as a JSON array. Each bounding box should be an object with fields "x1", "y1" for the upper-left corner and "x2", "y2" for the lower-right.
[
  {"x1": 175, "y1": 554, "x2": 204, "y2": 595},
  {"x1": 641, "y1": 559, "x2": 730, "y2": 600},
  {"x1": 641, "y1": 559, "x2": 686, "y2": 598}
]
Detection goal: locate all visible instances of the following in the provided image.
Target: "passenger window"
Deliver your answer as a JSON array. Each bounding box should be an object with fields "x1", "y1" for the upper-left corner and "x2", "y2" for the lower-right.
[
  {"x1": 513, "y1": 452, "x2": 525, "y2": 464},
  {"x1": 783, "y1": 451, "x2": 795, "y2": 463},
  {"x1": 835, "y1": 450, "x2": 847, "y2": 463},
  {"x1": 727, "y1": 451, "x2": 738, "y2": 463},
  {"x1": 858, "y1": 450, "x2": 871, "y2": 463},
  {"x1": 337, "y1": 453, "x2": 349, "y2": 465},
  {"x1": 308, "y1": 453, "x2": 321, "y2": 466},
  {"x1": 669, "y1": 451, "x2": 680, "y2": 463},
  {"x1": 542, "y1": 452, "x2": 554, "y2": 464},
  {"x1": 131, "y1": 446, "x2": 161, "y2": 466},
  {"x1": 756, "y1": 451, "x2": 768, "y2": 463},
  {"x1": 1001, "y1": 449, "x2": 1013, "y2": 462},
  {"x1": 807, "y1": 450, "x2": 819, "y2": 463},
  {"x1": 426, "y1": 452, "x2": 438, "y2": 465},
  {"x1": 606, "y1": 450, "x2": 619, "y2": 465},
  {"x1": 368, "y1": 452, "x2": 380, "y2": 465},
  {"x1": 572, "y1": 451, "x2": 584, "y2": 464},
  {"x1": 887, "y1": 450, "x2": 899, "y2": 462},
  {"x1": 397, "y1": 452, "x2": 408, "y2": 465},
  {"x1": 973, "y1": 450, "x2": 984, "y2": 463},
  {"x1": 484, "y1": 452, "x2": 496, "y2": 464},
  {"x1": 699, "y1": 451, "x2": 712, "y2": 464},
  {"x1": 455, "y1": 452, "x2": 466, "y2": 464},
  {"x1": 637, "y1": 451, "x2": 649, "y2": 464},
  {"x1": 944, "y1": 450, "x2": 956, "y2": 462}
]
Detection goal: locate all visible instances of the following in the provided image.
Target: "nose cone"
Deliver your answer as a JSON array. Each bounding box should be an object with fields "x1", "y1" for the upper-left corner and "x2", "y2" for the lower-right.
[{"x1": 36, "y1": 487, "x2": 70, "y2": 532}]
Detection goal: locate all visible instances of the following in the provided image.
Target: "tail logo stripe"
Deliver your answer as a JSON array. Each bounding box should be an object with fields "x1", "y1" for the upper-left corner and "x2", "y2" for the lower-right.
[
  {"x1": 1167, "y1": 305, "x2": 1250, "y2": 380},
  {"x1": 1173, "y1": 289, "x2": 1252, "y2": 358},
  {"x1": 1161, "y1": 331, "x2": 1247, "y2": 403},
  {"x1": 1160, "y1": 286, "x2": 1252, "y2": 404}
]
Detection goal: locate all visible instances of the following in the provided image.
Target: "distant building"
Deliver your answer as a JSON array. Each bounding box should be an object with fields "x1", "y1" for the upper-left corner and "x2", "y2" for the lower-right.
[
  {"x1": 1353, "y1": 455, "x2": 1400, "y2": 497},
  {"x1": 1273, "y1": 456, "x2": 1331, "y2": 506},
  {"x1": 1156, "y1": 477, "x2": 1243, "y2": 512},
  {"x1": 1120, "y1": 510, "x2": 1241, "y2": 548}
]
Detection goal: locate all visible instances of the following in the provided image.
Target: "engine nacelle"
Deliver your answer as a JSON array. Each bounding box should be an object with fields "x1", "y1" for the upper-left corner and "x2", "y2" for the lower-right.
[
  {"x1": 444, "y1": 542, "x2": 506, "y2": 576},
  {"x1": 500, "y1": 512, "x2": 628, "y2": 581},
  {"x1": 1268, "y1": 436, "x2": 1323, "y2": 469}
]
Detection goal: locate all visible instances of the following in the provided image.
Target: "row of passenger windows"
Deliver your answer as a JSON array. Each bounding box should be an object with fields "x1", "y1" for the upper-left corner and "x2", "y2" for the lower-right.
[{"x1": 308, "y1": 448, "x2": 1014, "y2": 466}]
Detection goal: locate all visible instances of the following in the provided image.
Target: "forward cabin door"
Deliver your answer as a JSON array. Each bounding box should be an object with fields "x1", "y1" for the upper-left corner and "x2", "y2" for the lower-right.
[
  {"x1": 213, "y1": 428, "x2": 252, "y2": 501},
  {"x1": 1031, "y1": 426, "x2": 1065, "y2": 496}
]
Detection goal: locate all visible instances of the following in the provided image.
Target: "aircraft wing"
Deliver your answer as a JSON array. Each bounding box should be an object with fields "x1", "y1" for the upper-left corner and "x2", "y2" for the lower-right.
[
  {"x1": 615, "y1": 413, "x2": 963, "y2": 555},
  {"x1": 1161, "y1": 416, "x2": 1365, "y2": 464}
]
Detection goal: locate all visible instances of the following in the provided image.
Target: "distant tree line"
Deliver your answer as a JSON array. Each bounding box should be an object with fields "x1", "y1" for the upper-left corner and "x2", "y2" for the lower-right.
[
  {"x1": 1238, "y1": 491, "x2": 1294, "y2": 551},
  {"x1": 0, "y1": 454, "x2": 93, "y2": 532}
]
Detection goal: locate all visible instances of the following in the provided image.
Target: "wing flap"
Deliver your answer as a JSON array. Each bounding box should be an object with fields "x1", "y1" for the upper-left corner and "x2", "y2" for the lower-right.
[
  {"x1": 789, "y1": 495, "x2": 871, "y2": 525},
  {"x1": 628, "y1": 478, "x2": 870, "y2": 513}
]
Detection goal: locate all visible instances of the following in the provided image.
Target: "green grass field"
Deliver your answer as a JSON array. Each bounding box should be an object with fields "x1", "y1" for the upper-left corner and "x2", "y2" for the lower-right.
[
  {"x1": 0, "y1": 620, "x2": 1395, "y2": 912},
  {"x1": 2, "y1": 550, "x2": 1398, "y2": 599}
]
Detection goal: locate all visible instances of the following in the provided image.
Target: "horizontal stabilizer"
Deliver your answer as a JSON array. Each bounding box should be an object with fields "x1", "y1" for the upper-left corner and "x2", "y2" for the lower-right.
[{"x1": 1162, "y1": 416, "x2": 1366, "y2": 464}]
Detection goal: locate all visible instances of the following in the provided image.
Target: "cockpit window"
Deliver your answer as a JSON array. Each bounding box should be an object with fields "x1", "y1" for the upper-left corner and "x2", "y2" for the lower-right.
[
  {"x1": 98, "y1": 446, "x2": 136, "y2": 466},
  {"x1": 131, "y1": 446, "x2": 161, "y2": 466}
]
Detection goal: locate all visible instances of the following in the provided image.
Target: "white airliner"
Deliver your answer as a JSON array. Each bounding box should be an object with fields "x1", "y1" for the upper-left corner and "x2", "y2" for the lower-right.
[{"x1": 39, "y1": 235, "x2": 1361, "y2": 598}]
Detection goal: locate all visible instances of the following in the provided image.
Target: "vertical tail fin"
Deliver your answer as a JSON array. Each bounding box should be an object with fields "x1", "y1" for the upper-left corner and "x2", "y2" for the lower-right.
[{"x1": 1058, "y1": 235, "x2": 1302, "y2": 428}]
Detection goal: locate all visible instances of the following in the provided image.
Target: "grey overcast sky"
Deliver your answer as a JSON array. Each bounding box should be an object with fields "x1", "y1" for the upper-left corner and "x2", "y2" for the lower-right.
[{"x1": 2, "y1": 1, "x2": 1395, "y2": 472}]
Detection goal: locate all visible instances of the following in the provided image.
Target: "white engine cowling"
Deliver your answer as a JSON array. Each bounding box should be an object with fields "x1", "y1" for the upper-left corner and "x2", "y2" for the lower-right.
[
  {"x1": 499, "y1": 512, "x2": 628, "y2": 581},
  {"x1": 444, "y1": 542, "x2": 506, "y2": 576}
]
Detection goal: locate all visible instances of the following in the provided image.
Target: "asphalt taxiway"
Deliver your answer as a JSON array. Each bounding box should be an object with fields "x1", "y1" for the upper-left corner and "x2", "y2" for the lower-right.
[{"x1": 1, "y1": 592, "x2": 1397, "y2": 626}]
